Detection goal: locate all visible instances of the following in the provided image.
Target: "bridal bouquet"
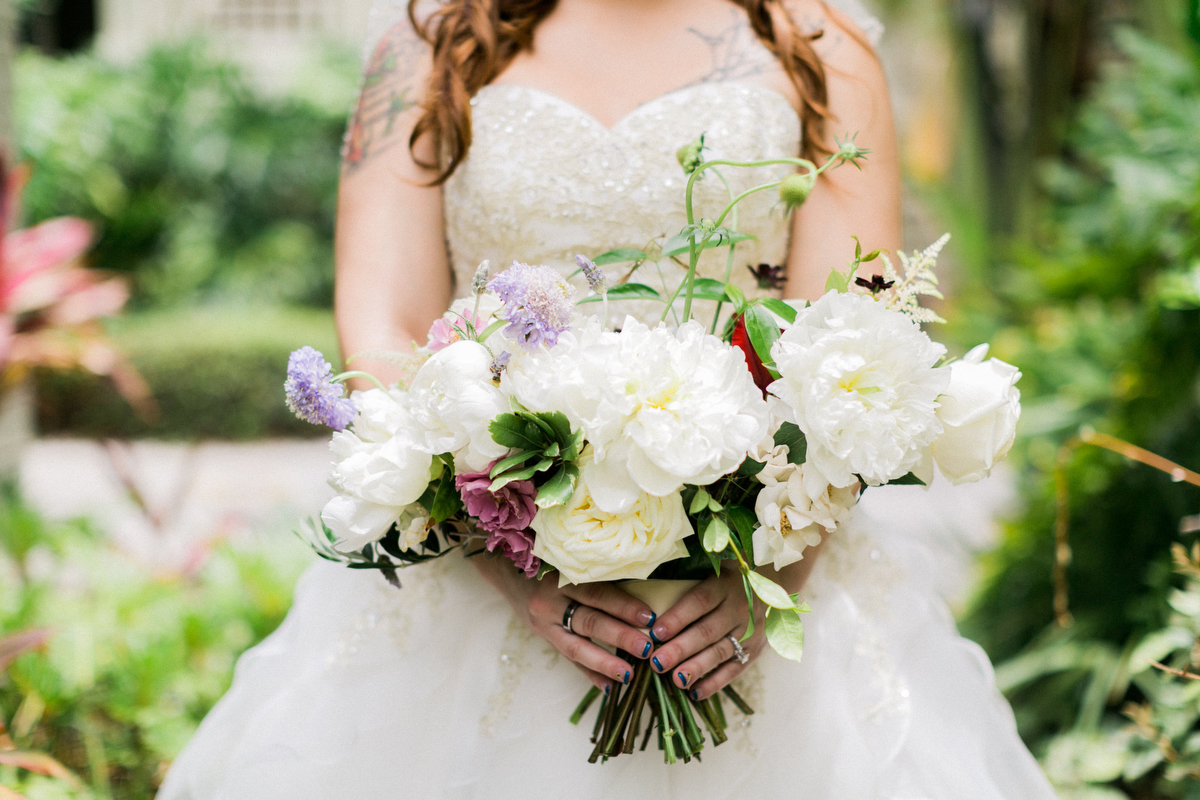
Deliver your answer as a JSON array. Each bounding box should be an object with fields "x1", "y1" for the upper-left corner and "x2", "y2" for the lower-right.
[{"x1": 285, "y1": 139, "x2": 1022, "y2": 764}]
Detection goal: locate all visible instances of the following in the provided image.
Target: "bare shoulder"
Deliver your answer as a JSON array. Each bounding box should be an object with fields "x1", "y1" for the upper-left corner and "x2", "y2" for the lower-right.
[
  {"x1": 784, "y1": 0, "x2": 885, "y2": 84},
  {"x1": 342, "y1": 12, "x2": 433, "y2": 175}
]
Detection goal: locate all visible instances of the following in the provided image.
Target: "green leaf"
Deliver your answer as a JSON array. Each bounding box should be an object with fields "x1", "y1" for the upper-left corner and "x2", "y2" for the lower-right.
[
  {"x1": 477, "y1": 318, "x2": 507, "y2": 341},
  {"x1": 885, "y1": 472, "x2": 926, "y2": 486},
  {"x1": 577, "y1": 283, "x2": 663, "y2": 304},
  {"x1": 489, "y1": 450, "x2": 536, "y2": 478},
  {"x1": 765, "y1": 607, "x2": 806, "y2": 662},
  {"x1": 772, "y1": 422, "x2": 807, "y2": 464},
  {"x1": 429, "y1": 473, "x2": 463, "y2": 524},
  {"x1": 825, "y1": 268, "x2": 850, "y2": 294},
  {"x1": 702, "y1": 517, "x2": 731, "y2": 554},
  {"x1": 536, "y1": 465, "x2": 579, "y2": 509},
  {"x1": 542, "y1": 411, "x2": 575, "y2": 446},
  {"x1": 593, "y1": 248, "x2": 648, "y2": 266},
  {"x1": 489, "y1": 414, "x2": 546, "y2": 450},
  {"x1": 744, "y1": 305, "x2": 782, "y2": 377},
  {"x1": 741, "y1": 575, "x2": 756, "y2": 641},
  {"x1": 723, "y1": 282, "x2": 748, "y2": 310},
  {"x1": 689, "y1": 487, "x2": 712, "y2": 515},
  {"x1": 661, "y1": 229, "x2": 755, "y2": 258},
  {"x1": 726, "y1": 505, "x2": 758, "y2": 556},
  {"x1": 747, "y1": 571, "x2": 796, "y2": 610},
  {"x1": 737, "y1": 457, "x2": 766, "y2": 477},
  {"x1": 489, "y1": 458, "x2": 554, "y2": 492},
  {"x1": 688, "y1": 278, "x2": 732, "y2": 302},
  {"x1": 757, "y1": 297, "x2": 798, "y2": 324}
]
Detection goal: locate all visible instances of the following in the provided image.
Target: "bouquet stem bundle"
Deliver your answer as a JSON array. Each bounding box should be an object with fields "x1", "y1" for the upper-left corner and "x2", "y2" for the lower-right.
[{"x1": 572, "y1": 656, "x2": 751, "y2": 764}]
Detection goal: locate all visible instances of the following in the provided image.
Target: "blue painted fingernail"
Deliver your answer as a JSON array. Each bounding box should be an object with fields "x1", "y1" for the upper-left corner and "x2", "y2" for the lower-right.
[
  {"x1": 677, "y1": 671, "x2": 689, "y2": 687},
  {"x1": 647, "y1": 612, "x2": 656, "y2": 627},
  {"x1": 690, "y1": 689, "x2": 699, "y2": 701},
  {"x1": 623, "y1": 670, "x2": 631, "y2": 685},
  {"x1": 650, "y1": 630, "x2": 663, "y2": 645},
  {"x1": 641, "y1": 641, "x2": 652, "y2": 658},
  {"x1": 604, "y1": 685, "x2": 611, "y2": 695},
  {"x1": 652, "y1": 656, "x2": 664, "y2": 672}
]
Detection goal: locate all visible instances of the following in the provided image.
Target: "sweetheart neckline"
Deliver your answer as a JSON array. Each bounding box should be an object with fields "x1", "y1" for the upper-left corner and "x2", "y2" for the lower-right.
[{"x1": 473, "y1": 80, "x2": 802, "y2": 135}]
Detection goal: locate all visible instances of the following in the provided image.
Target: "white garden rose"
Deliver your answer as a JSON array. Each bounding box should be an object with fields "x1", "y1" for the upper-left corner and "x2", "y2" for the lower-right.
[
  {"x1": 531, "y1": 451, "x2": 693, "y2": 585},
  {"x1": 931, "y1": 344, "x2": 1022, "y2": 485},
  {"x1": 407, "y1": 340, "x2": 510, "y2": 473},
  {"x1": 504, "y1": 317, "x2": 769, "y2": 513},
  {"x1": 321, "y1": 388, "x2": 434, "y2": 550},
  {"x1": 769, "y1": 291, "x2": 951, "y2": 488},
  {"x1": 752, "y1": 462, "x2": 857, "y2": 570}
]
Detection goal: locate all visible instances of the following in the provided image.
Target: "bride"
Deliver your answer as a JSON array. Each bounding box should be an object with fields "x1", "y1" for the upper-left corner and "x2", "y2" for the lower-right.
[{"x1": 159, "y1": 0, "x2": 1058, "y2": 797}]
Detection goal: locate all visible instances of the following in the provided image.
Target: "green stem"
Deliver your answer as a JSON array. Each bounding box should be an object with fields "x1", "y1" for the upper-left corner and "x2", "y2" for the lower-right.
[
  {"x1": 722, "y1": 685, "x2": 755, "y2": 716},
  {"x1": 651, "y1": 672, "x2": 678, "y2": 764},
  {"x1": 331, "y1": 370, "x2": 387, "y2": 392},
  {"x1": 710, "y1": 168, "x2": 740, "y2": 335},
  {"x1": 570, "y1": 686, "x2": 601, "y2": 725}
]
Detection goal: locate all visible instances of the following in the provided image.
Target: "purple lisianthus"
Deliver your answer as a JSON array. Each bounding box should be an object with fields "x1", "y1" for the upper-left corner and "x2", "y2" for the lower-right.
[
  {"x1": 284, "y1": 346, "x2": 357, "y2": 431},
  {"x1": 487, "y1": 261, "x2": 574, "y2": 350},
  {"x1": 455, "y1": 467, "x2": 541, "y2": 577}
]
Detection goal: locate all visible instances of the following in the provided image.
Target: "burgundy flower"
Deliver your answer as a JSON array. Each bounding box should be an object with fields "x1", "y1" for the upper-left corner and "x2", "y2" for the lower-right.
[
  {"x1": 455, "y1": 467, "x2": 541, "y2": 577},
  {"x1": 731, "y1": 314, "x2": 774, "y2": 396}
]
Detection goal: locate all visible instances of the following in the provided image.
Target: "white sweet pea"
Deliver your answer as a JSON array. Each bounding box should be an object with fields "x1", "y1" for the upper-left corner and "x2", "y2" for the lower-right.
[
  {"x1": 504, "y1": 317, "x2": 769, "y2": 513},
  {"x1": 769, "y1": 291, "x2": 950, "y2": 487},
  {"x1": 752, "y1": 462, "x2": 857, "y2": 570},
  {"x1": 407, "y1": 340, "x2": 510, "y2": 473},
  {"x1": 321, "y1": 389, "x2": 433, "y2": 550},
  {"x1": 531, "y1": 451, "x2": 692, "y2": 585},
  {"x1": 932, "y1": 344, "x2": 1022, "y2": 485}
]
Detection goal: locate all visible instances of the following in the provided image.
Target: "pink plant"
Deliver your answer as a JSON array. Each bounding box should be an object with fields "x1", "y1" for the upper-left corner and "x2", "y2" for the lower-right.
[
  {"x1": 0, "y1": 162, "x2": 151, "y2": 412},
  {"x1": 455, "y1": 467, "x2": 541, "y2": 577}
]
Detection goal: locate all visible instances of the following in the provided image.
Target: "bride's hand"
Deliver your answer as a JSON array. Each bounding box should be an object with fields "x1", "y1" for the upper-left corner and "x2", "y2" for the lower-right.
[
  {"x1": 645, "y1": 564, "x2": 767, "y2": 701},
  {"x1": 471, "y1": 553, "x2": 657, "y2": 691}
]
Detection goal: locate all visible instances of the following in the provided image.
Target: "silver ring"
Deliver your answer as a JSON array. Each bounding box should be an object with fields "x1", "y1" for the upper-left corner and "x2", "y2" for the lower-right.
[
  {"x1": 563, "y1": 600, "x2": 582, "y2": 634},
  {"x1": 727, "y1": 634, "x2": 749, "y2": 665}
]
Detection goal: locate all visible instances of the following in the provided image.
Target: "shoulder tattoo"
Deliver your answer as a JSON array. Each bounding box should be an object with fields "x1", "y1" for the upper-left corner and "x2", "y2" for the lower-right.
[{"x1": 342, "y1": 22, "x2": 425, "y2": 173}]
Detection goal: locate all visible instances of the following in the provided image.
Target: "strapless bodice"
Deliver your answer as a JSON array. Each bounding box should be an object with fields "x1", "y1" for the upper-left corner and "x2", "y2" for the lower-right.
[{"x1": 443, "y1": 80, "x2": 801, "y2": 322}]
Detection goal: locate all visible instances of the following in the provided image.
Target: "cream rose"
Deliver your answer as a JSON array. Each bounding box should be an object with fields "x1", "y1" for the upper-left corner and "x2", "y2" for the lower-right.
[
  {"x1": 531, "y1": 453, "x2": 693, "y2": 585},
  {"x1": 932, "y1": 344, "x2": 1022, "y2": 485},
  {"x1": 752, "y1": 462, "x2": 857, "y2": 570}
]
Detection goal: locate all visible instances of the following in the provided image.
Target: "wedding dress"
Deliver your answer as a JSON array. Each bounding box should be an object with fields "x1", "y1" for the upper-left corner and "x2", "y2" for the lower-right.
[{"x1": 158, "y1": 5, "x2": 1058, "y2": 799}]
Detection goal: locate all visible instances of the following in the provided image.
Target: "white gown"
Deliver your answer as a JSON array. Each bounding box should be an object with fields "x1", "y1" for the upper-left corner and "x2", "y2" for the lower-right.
[{"x1": 158, "y1": 15, "x2": 1059, "y2": 799}]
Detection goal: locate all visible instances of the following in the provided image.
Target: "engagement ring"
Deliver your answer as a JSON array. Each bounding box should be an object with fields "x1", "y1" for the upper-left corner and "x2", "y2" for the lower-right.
[{"x1": 728, "y1": 634, "x2": 749, "y2": 665}]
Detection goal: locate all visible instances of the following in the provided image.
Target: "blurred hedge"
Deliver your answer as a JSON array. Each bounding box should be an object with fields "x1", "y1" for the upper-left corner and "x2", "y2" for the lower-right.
[
  {"x1": 35, "y1": 306, "x2": 340, "y2": 439},
  {"x1": 14, "y1": 42, "x2": 358, "y2": 309}
]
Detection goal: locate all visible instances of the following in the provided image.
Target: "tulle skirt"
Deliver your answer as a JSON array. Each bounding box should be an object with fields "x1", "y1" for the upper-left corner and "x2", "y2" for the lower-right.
[{"x1": 157, "y1": 489, "x2": 1057, "y2": 799}]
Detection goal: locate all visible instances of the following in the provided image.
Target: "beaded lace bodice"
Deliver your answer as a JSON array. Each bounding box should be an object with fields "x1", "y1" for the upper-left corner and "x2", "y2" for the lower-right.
[{"x1": 443, "y1": 81, "x2": 801, "y2": 322}]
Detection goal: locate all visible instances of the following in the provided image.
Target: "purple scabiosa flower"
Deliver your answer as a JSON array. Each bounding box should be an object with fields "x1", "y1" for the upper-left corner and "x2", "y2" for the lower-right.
[
  {"x1": 284, "y1": 346, "x2": 357, "y2": 431},
  {"x1": 487, "y1": 261, "x2": 574, "y2": 350},
  {"x1": 576, "y1": 254, "x2": 607, "y2": 296},
  {"x1": 489, "y1": 351, "x2": 511, "y2": 382},
  {"x1": 455, "y1": 467, "x2": 541, "y2": 577}
]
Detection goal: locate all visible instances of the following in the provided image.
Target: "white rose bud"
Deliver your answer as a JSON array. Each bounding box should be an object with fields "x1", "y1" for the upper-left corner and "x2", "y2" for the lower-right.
[
  {"x1": 752, "y1": 462, "x2": 857, "y2": 571},
  {"x1": 932, "y1": 344, "x2": 1022, "y2": 485}
]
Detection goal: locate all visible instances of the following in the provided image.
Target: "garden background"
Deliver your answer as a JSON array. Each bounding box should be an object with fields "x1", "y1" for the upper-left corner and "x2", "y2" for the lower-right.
[{"x1": 2, "y1": 0, "x2": 1200, "y2": 797}]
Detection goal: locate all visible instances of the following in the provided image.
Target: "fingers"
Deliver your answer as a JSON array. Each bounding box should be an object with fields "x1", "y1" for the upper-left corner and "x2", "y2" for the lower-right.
[
  {"x1": 648, "y1": 577, "x2": 728, "y2": 645},
  {"x1": 545, "y1": 625, "x2": 633, "y2": 687},
  {"x1": 568, "y1": 604, "x2": 654, "y2": 659},
  {"x1": 570, "y1": 661, "x2": 617, "y2": 693},
  {"x1": 649, "y1": 604, "x2": 741, "y2": 684},
  {"x1": 672, "y1": 632, "x2": 740, "y2": 689},
  {"x1": 564, "y1": 582, "x2": 655, "y2": 628},
  {"x1": 688, "y1": 658, "x2": 748, "y2": 702}
]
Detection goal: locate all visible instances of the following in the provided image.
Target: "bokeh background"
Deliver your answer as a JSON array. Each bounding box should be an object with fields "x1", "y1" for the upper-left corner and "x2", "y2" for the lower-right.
[{"x1": 1, "y1": 0, "x2": 1199, "y2": 797}]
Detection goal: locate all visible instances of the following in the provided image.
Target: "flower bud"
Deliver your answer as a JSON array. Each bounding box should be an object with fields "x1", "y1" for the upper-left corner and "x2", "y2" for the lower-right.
[
  {"x1": 779, "y1": 172, "x2": 816, "y2": 210},
  {"x1": 471, "y1": 260, "x2": 491, "y2": 296},
  {"x1": 676, "y1": 136, "x2": 705, "y2": 175}
]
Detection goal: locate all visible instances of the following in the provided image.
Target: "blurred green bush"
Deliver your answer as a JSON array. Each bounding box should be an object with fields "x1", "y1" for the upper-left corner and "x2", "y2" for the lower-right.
[
  {"x1": 34, "y1": 306, "x2": 340, "y2": 440},
  {"x1": 0, "y1": 487, "x2": 309, "y2": 798},
  {"x1": 14, "y1": 41, "x2": 358, "y2": 309},
  {"x1": 950, "y1": 24, "x2": 1200, "y2": 795}
]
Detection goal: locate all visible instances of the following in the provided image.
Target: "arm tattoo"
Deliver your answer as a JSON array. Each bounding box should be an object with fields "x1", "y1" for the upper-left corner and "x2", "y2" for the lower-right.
[
  {"x1": 342, "y1": 22, "x2": 425, "y2": 173},
  {"x1": 687, "y1": 9, "x2": 782, "y2": 85}
]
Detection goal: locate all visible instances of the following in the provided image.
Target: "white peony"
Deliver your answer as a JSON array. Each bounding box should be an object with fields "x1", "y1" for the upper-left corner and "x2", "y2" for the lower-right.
[
  {"x1": 931, "y1": 344, "x2": 1022, "y2": 485},
  {"x1": 503, "y1": 317, "x2": 769, "y2": 513},
  {"x1": 531, "y1": 451, "x2": 693, "y2": 585},
  {"x1": 407, "y1": 340, "x2": 510, "y2": 473},
  {"x1": 752, "y1": 461, "x2": 857, "y2": 570},
  {"x1": 321, "y1": 388, "x2": 434, "y2": 550},
  {"x1": 769, "y1": 291, "x2": 950, "y2": 487}
]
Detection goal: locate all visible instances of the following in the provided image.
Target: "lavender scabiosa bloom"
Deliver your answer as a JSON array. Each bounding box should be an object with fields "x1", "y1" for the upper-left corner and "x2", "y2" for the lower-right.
[
  {"x1": 488, "y1": 261, "x2": 574, "y2": 350},
  {"x1": 576, "y1": 254, "x2": 607, "y2": 296},
  {"x1": 284, "y1": 346, "x2": 357, "y2": 430},
  {"x1": 489, "y1": 351, "x2": 511, "y2": 382}
]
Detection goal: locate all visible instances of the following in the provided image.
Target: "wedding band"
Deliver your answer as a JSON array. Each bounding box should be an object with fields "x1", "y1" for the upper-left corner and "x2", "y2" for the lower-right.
[
  {"x1": 728, "y1": 634, "x2": 749, "y2": 665},
  {"x1": 563, "y1": 600, "x2": 582, "y2": 634}
]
